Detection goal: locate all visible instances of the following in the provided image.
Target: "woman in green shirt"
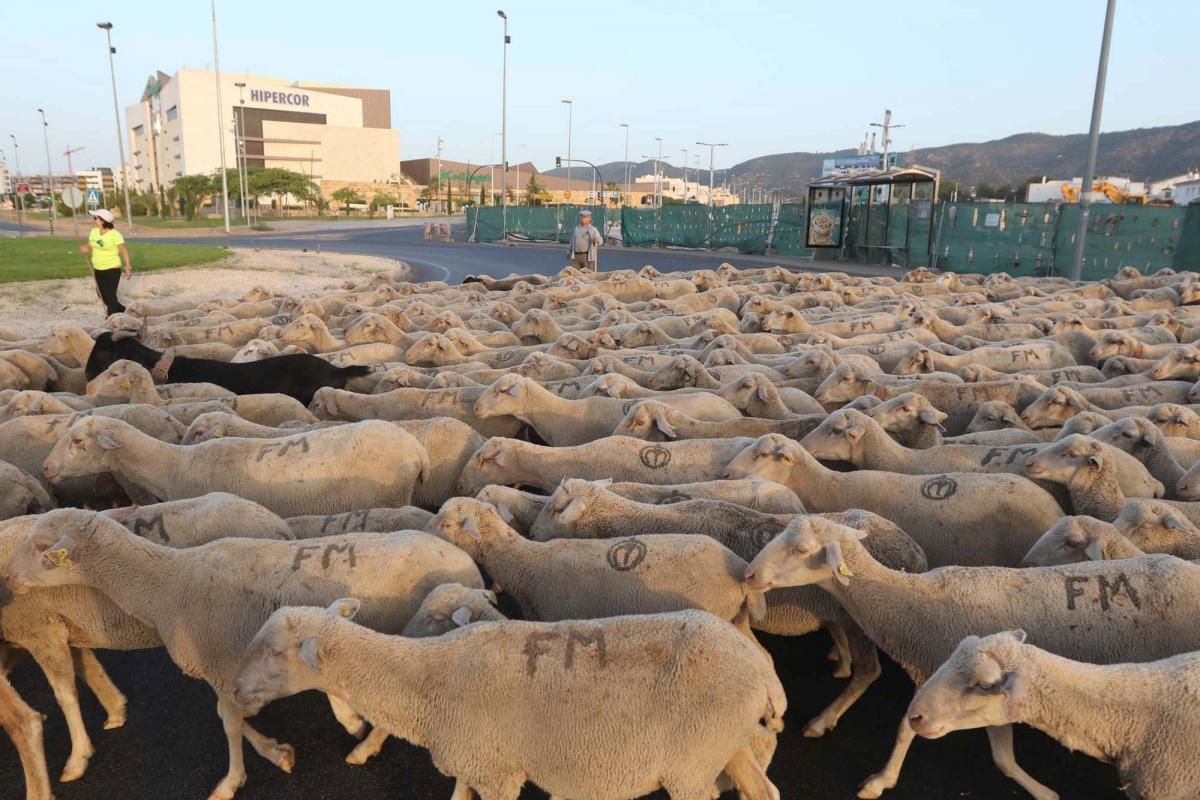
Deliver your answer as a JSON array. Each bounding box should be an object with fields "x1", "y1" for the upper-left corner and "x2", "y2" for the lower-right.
[{"x1": 80, "y1": 209, "x2": 132, "y2": 316}]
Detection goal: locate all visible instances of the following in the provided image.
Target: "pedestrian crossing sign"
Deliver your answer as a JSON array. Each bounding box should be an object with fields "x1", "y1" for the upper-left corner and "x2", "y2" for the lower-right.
[{"x1": 85, "y1": 189, "x2": 101, "y2": 207}]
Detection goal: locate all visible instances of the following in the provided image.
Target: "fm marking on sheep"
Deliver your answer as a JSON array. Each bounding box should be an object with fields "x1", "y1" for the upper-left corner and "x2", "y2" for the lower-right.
[
  {"x1": 291, "y1": 543, "x2": 357, "y2": 571},
  {"x1": 1064, "y1": 573, "x2": 1142, "y2": 611},
  {"x1": 653, "y1": 491, "x2": 692, "y2": 505},
  {"x1": 131, "y1": 513, "x2": 169, "y2": 543},
  {"x1": 522, "y1": 628, "x2": 608, "y2": 675},
  {"x1": 606, "y1": 538, "x2": 648, "y2": 571},
  {"x1": 868, "y1": 344, "x2": 886, "y2": 355},
  {"x1": 493, "y1": 351, "x2": 516, "y2": 364},
  {"x1": 980, "y1": 446, "x2": 1040, "y2": 467},
  {"x1": 639, "y1": 445, "x2": 672, "y2": 469},
  {"x1": 1121, "y1": 386, "x2": 1163, "y2": 403},
  {"x1": 623, "y1": 400, "x2": 637, "y2": 415},
  {"x1": 920, "y1": 475, "x2": 958, "y2": 500},
  {"x1": 255, "y1": 437, "x2": 310, "y2": 462},
  {"x1": 319, "y1": 509, "x2": 371, "y2": 535}
]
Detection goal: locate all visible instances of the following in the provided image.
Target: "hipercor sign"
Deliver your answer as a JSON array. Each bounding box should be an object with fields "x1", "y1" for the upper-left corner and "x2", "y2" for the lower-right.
[{"x1": 248, "y1": 89, "x2": 311, "y2": 107}]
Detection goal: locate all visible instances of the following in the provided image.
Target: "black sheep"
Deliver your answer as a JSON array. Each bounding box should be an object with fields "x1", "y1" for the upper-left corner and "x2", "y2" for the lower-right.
[{"x1": 86, "y1": 331, "x2": 370, "y2": 406}]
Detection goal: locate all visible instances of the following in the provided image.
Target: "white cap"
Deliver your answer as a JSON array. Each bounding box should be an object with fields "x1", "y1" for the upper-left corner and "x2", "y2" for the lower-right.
[
  {"x1": 579, "y1": 209, "x2": 592, "y2": 217},
  {"x1": 88, "y1": 209, "x2": 115, "y2": 224}
]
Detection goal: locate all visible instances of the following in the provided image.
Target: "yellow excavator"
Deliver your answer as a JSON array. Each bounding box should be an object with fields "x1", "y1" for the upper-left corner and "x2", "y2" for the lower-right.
[{"x1": 1060, "y1": 182, "x2": 1146, "y2": 204}]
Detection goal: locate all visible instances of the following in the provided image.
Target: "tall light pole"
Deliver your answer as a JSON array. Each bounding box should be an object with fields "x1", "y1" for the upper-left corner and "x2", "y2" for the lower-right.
[
  {"x1": 655, "y1": 137, "x2": 663, "y2": 207},
  {"x1": 1070, "y1": 0, "x2": 1118, "y2": 282},
  {"x1": 63, "y1": 145, "x2": 85, "y2": 236},
  {"x1": 696, "y1": 142, "x2": 727, "y2": 207},
  {"x1": 9, "y1": 134, "x2": 23, "y2": 236},
  {"x1": 36, "y1": 108, "x2": 55, "y2": 236},
  {"x1": 561, "y1": 99, "x2": 573, "y2": 195},
  {"x1": 870, "y1": 110, "x2": 903, "y2": 173},
  {"x1": 619, "y1": 122, "x2": 630, "y2": 205},
  {"x1": 234, "y1": 81, "x2": 249, "y2": 225},
  {"x1": 497, "y1": 10, "x2": 509, "y2": 239},
  {"x1": 210, "y1": 0, "x2": 231, "y2": 233},
  {"x1": 680, "y1": 148, "x2": 689, "y2": 202},
  {"x1": 97, "y1": 23, "x2": 135, "y2": 235}
]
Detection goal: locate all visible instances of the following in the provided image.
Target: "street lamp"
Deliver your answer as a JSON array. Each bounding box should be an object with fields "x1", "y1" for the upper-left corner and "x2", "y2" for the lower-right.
[
  {"x1": 233, "y1": 81, "x2": 250, "y2": 226},
  {"x1": 8, "y1": 134, "x2": 23, "y2": 236},
  {"x1": 642, "y1": 152, "x2": 669, "y2": 207},
  {"x1": 1070, "y1": 0, "x2": 1118, "y2": 282},
  {"x1": 498, "y1": 10, "x2": 509, "y2": 239},
  {"x1": 655, "y1": 137, "x2": 663, "y2": 207},
  {"x1": 619, "y1": 122, "x2": 630, "y2": 205},
  {"x1": 680, "y1": 148, "x2": 689, "y2": 202},
  {"x1": 561, "y1": 99, "x2": 573, "y2": 192},
  {"x1": 36, "y1": 108, "x2": 55, "y2": 236},
  {"x1": 210, "y1": 0, "x2": 231, "y2": 233},
  {"x1": 97, "y1": 23, "x2": 135, "y2": 235},
  {"x1": 696, "y1": 142, "x2": 727, "y2": 207}
]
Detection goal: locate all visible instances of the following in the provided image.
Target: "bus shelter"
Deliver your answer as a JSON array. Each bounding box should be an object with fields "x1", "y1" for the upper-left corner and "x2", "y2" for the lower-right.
[{"x1": 805, "y1": 166, "x2": 940, "y2": 266}]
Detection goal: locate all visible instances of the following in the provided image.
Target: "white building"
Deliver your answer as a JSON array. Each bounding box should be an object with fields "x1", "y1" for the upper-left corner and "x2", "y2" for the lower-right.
[
  {"x1": 1174, "y1": 178, "x2": 1200, "y2": 205},
  {"x1": 1147, "y1": 171, "x2": 1200, "y2": 203},
  {"x1": 0, "y1": 161, "x2": 10, "y2": 196},
  {"x1": 126, "y1": 68, "x2": 400, "y2": 193},
  {"x1": 637, "y1": 174, "x2": 739, "y2": 206}
]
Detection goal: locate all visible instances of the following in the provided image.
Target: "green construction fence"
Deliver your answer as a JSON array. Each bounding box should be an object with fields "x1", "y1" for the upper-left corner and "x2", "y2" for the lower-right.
[
  {"x1": 621, "y1": 203, "x2": 774, "y2": 253},
  {"x1": 467, "y1": 205, "x2": 607, "y2": 244}
]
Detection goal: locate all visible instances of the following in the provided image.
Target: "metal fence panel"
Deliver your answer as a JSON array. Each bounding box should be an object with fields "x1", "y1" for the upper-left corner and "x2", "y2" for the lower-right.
[
  {"x1": 772, "y1": 203, "x2": 814, "y2": 258},
  {"x1": 469, "y1": 205, "x2": 606, "y2": 243},
  {"x1": 932, "y1": 202, "x2": 1060, "y2": 277},
  {"x1": 710, "y1": 203, "x2": 773, "y2": 254},
  {"x1": 1054, "y1": 204, "x2": 1187, "y2": 280}
]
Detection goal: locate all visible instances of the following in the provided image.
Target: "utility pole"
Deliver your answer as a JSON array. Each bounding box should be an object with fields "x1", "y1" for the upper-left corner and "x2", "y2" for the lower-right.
[
  {"x1": 561, "y1": 99, "x2": 573, "y2": 196},
  {"x1": 436, "y1": 136, "x2": 445, "y2": 213},
  {"x1": 210, "y1": 0, "x2": 231, "y2": 233},
  {"x1": 655, "y1": 137, "x2": 662, "y2": 207},
  {"x1": 681, "y1": 148, "x2": 689, "y2": 202},
  {"x1": 1070, "y1": 0, "x2": 1118, "y2": 282},
  {"x1": 870, "y1": 109, "x2": 903, "y2": 172},
  {"x1": 63, "y1": 145, "x2": 85, "y2": 236},
  {"x1": 9, "y1": 134, "x2": 24, "y2": 236},
  {"x1": 697, "y1": 141, "x2": 727, "y2": 207},
  {"x1": 620, "y1": 123, "x2": 630, "y2": 205},
  {"x1": 234, "y1": 81, "x2": 250, "y2": 226},
  {"x1": 498, "y1": 9, "x2": 509, "y2": 239},
  {"x1": 97, "y1": 23, "x2": 134, "y2": 235},
  {"x1": 36, "y1": 108, "x2": 55, "y2": 236}
]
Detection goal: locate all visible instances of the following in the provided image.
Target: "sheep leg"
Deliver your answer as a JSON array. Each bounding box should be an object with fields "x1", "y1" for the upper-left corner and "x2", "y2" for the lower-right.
[
  {"x1": 326, "y1": 695, "x2": 367, "y2": 739},
  {"x1": 826, "y1": 623, "x2": 853, "y2": 678},
  {"x1": 345, "y1": 725, "x2": 389, "y2": 765},
  {"x1": 722, "y1": 745, "x2": 780, "y2": 800},
  {"x1": 0, "y1": 672, "x2": 52, "y2": 800},
  {"x1": 210, "y1": 696, "x2": 248, "y2": 800},
  {"x1": 0, "y1": 644, "x2": 28, "y2": 675},
  {"x1": 26, "y1": 638, "x2": 93, "y2": 782},
  {"x1": 804, "y1": 628, "x2": 882, "y2": 738},
  {"x1": 241, "y1": 719, "x2": 295, "y2": 773},
  {"x1": 857, "y1": 715, "x2": 917, "y2": 799},
  {"x1": 985, "y1": 725, "x2": 1059, "y2": 800},
  {"x1": 449, "y1": 781, "x2": 476, "y2": 800},
  {"x1": 72, "y1": 649, "x2": 127, "y2": 729}
]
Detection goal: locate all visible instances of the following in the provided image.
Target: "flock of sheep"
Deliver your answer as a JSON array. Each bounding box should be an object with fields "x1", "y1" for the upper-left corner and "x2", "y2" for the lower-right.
[{"x1": 0, "y1": 260, "x2": 1199, "y2": 800}]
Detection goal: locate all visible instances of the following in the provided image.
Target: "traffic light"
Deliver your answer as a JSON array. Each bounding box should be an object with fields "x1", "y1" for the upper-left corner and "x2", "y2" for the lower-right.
[{"x1": 555, "y1": 156, "x2": 562, "y2": 168}]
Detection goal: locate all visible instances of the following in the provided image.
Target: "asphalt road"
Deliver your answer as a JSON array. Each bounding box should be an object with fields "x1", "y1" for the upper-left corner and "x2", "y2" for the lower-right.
[{"x1": 0, "y1": 221, "x2": 1124, "y2": 798}]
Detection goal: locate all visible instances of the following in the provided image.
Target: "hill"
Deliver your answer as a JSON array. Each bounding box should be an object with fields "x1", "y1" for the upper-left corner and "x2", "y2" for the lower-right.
[{"x1": 541, "y1": 120, "x2": 1200, "y2": 197}]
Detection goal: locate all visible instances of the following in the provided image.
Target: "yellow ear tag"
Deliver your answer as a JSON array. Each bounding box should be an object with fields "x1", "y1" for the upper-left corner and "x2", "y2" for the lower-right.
[
  {"x1": 838, "y1": 563, "x2": 854, "y2": 578},
  {"x1": 338, "y1": 603, "x2": 354, "y2": 618},
  {"x1": 120, "y1": 379, "x2": 132, "y2": 390},
  {"x1": 45, "y1": 548, "x2": 72, "y2": 568}
]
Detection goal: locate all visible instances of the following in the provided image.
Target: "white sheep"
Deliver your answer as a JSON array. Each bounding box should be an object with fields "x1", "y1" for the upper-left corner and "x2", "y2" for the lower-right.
[{"x1": 234, "y1": 604, "x2": 785, "y2": 800}]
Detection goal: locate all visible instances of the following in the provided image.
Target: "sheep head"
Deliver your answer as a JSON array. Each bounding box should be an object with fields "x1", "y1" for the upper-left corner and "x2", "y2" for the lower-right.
[
  {"x1": 1018, "y1": 516, "x2": 1115, "y2": 567},
  {"x1": 401, "y1": 584, "x2": 502, "y2": 638},
  {"x1": 743, "y1": 516, "x2": 867, "y2": 592}
]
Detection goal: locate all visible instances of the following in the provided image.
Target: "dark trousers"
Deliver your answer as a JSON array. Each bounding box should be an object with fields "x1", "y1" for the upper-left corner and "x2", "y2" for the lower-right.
[{"x1": 93, "y1": 269, "x2": 126, "y2": 316}]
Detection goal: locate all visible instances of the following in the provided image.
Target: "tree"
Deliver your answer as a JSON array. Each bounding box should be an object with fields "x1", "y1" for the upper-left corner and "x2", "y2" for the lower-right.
[
  {"x1": 605, "y1": 181, "x2": 620, "y2": 206},
  {"x1": 172, "y1": 174, "x2": 214, "y2": 220},
  {"x1": 525, "y1": 175, "x2": 544, "y2": 206},
  {"x1": 420, "y1": 176, "x2": 440, "y2": 206},
  {"x1": 368, "y1": 192, "x2": 399, "y2": 217},
  {"x1": 247, "y1": 167, "x2": 313, "y2": 216},
  {"x1": 332, "y1": 186, "x2": 364, "y2": 216},
  {"x1": 937, "y1": 180, "x2": 961, "y2": 202},
  {"x1": 975, "y1": 182, "x2": 996, "y2": 200}
]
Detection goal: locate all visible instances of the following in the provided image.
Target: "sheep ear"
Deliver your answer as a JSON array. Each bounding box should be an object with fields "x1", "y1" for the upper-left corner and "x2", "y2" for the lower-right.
[
  {"x1": 999, "y1": 667, "x2": 1029, "y2": 719},
  {"x1": 756, "y1": 384, "x2": 771, "y2": 403},
  {"x1": 824, "y1": 541, "x2": 852, "y2": 586},
  {"x1": 654, "y1": 410, "x2": 678, "y2": 439},
  {"x1": 483, "y1": 590, "x2": 498, "y2": 605},
  {"x1": 493, "y1": 502, "x2": 515, "y2": 524},
  {"x1": 298, "y1": 638, "x2": 322, "y2": 673},
  {"x1": 1084, "y1": 537, "x2": 1106, "y2": 561},
  {"x1": 1087, "y1": 454, "x2": 1103, "y2": 469},
  {"x1": 1165, "y1": 515, "x2": 1187, "y2": 531},
  {"x1": 558, "y1": 498, "x2": 587, "y2": 526},
  {"x1": 592, "y1": 477, "x2": 613, "y2": 488},
  {"x1": 97, "y1": 433, "x2": 122, "y2": 451},
  {"x1": 461, "y1": 518, "x2": 483, "y2": 540},
  {"x1": 450, "y1": 607, "x2": 473, "y2": 628},
  {"x1": 326, "y1": 598, "x2": 360, "y2": 620}
]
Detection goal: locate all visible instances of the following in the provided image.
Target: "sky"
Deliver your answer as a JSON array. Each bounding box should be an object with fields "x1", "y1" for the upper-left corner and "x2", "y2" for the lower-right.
[{"x1": 2, "y1": 0, "x2": 1198, "y2": 178}]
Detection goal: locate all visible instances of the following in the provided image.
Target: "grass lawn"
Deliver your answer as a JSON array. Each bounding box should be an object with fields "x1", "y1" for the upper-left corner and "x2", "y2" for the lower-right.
[{"x1": 0, "y1": 237, "x2": 230, "y2": 283}]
